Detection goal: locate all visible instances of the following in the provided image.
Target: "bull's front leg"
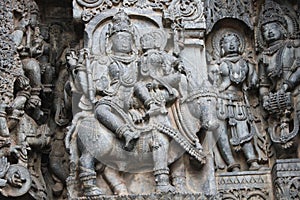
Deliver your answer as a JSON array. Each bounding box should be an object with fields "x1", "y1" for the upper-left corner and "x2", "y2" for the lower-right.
[{"x1": 79, "y1": 151, "x2": 103, "y2": 196}]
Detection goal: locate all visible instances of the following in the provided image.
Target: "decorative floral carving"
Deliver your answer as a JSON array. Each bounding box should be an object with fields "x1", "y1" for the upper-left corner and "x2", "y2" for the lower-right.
[{"x1": 205, "y1": 0, "x2": 254, "y2": 33}]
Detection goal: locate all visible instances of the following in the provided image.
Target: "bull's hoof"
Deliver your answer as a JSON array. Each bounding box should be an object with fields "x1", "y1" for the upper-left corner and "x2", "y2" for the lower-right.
[
  {"x1": 172, "y1": 177, "x2": 189, "y2": 193},
  {"x1": 84, "y1": 186, "x2": 103, "y2": 196},
  {"x1": 156, "y1": 184, "x2": 176, "y2": 193}
]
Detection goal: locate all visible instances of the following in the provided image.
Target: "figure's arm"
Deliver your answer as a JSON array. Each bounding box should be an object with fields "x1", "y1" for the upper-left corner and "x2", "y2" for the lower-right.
[
  {"x1": 258, "y1": 59, "x2": 270, "y2": 97},
  {"x1": 284, "y1": 60, "x2": 300, "y2": 91},
  {"x1": 93, "y1": 61, "x2": 110, "y2": 94},
  {"x1": 246, "y1": 61, "x2": 258, "y2": 90},
  {"x1": 283, "y1": 45, "x2": 300, "y2": 91}
]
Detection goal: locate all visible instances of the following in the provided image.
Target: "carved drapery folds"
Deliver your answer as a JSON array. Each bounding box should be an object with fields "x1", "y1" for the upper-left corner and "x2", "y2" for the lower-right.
[{"x1": 0, "y1": 0, "x2": 299, "y2": 199}]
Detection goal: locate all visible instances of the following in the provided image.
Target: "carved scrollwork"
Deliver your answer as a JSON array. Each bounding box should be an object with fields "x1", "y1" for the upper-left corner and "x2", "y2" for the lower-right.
[
  {"x1": 288, "y1": 177, "x2": 300, "y2": 199},
  {"x1": 164, "y1": 0, "x2": 204, "y2": 28},
  {"x1": 205, "y1": 0, "x2": 254, "y2": 33},
  {"x1": 217, "y1": 188, "x2": 269, "y2": 200}
]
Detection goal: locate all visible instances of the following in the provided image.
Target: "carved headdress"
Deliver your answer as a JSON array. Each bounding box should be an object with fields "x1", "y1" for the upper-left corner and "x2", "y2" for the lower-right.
[
  {"x1": 212, "y1": 28, "x2": 245, "y2": 59},
  {"x1": 256, "y1": 0, "x2": 289, "y2": 49},
  {"x1": 259, "y1": 1, "x2": 287, "y2": 29},
  {"x1": 108, "y1": 9, "x2": 134, "y2": 36}
]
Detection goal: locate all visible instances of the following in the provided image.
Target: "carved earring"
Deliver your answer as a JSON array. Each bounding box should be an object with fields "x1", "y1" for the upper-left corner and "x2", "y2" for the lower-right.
[{"x1": 220, "y1": 47, "x2": 224, "y2": 57}]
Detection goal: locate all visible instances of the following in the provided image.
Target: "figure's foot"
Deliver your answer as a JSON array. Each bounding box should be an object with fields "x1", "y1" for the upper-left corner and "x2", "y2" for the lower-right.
[
  {"x1": 156, "y1": 184, "x2": 176, "y2": 193},
  {"x1": 227, "y1": 163, "x2": 240, "y2": 172},
  {"x1": 84, "y1": 186, "x2": 103, "y2": 196},
  {"x1": 249, "y1": 161, "x2": 260, "y2": 171},
  {"x1": 232, "y1": 167, "x2": 240, "y2": 172},
  {"x1": 123, "y1": 130, "x2": 139, "y2": 151},
  {"x1": 52, "y1": 181, "x2": 64, "y2": 196}
]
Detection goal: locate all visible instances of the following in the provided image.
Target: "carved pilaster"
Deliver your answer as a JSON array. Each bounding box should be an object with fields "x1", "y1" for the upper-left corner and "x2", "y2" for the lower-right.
[{"x1": 272, "y1": 159, "x2": 300, "y2": 200}]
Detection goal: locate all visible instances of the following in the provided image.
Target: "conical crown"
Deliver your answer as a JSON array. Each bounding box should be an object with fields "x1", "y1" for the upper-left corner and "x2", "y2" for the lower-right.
[{"x1": 109, "y1": 9, "x2": 133, "y2": 36}]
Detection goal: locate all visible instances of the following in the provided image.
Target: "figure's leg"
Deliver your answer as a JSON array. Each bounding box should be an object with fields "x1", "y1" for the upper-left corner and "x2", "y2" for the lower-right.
[
  {"x1": 22, "y1": 58, "x2": 42, "y2": 89},
  {"x1": 215, "y1": 122, "x2": 240, "y2": 172},
  {"x1": 22, "y1": 58, "x2": 44, "y2": 121},
  {"x1": 66, "y1": 131, "x2": 80, "y2": 198},
  {"x1": 152, "y1": 132, "x2": 175, "y2": 193},
  {"x1": 95, "y1": 104, "x2": 139, "y2": 150},
  {"x1": 237, "y1": 121, "x2": 260, "y2": 170},
  {"x1": 242, "y1": 142, "x2": 260, "y2": 170},
  {"x1": 79, "y1": 151, "x2": 102, "y2": 196},
  {"x1": 103, "y1": 167, "x2": 128, "y2": 195}
]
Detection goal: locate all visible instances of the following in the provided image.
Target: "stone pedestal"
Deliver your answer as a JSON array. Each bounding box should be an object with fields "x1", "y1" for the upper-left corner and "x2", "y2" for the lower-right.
[{"x1": 216, "y1": 170, "x2": 274, "y2": 199}]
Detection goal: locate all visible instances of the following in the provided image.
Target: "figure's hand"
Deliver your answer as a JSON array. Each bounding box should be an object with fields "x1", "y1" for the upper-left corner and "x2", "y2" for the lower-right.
[
  {"x1": 10, "y1": 145, "x2": 22, "y2": 159},
  {"x1": 27, "y1": 95, "x2": 41, "y2": 109},
  {"x1": 95, "y1": 76, "x2": 109, "y2": 92},
  {"x1": 291, "y1": 57, "x2": 300, "y2": 72},
  {"x1": 262, "y1": 95, "x2": 269, "y2": 109},
  {"x1": 145, "y1": 82, "x2": 153, "y2": 90},
  {"x1": 129, "y1": 109, "x2": 144, "y2": 124},
  {"x1": 123, "y1": 130, "x2": 140, "y2": 151},
  {"x1": 11, "y1": 96, "x2": 27, "y2": 110},
  {"x1": 249, "y1": 78, "x2": 258, "y2": 90},
  {"x1": 19, "y1": 18, "x2": 30, "y2": 29},
  {"x1": 280, "y1": 84, "x2": 289, "y2": 93}
]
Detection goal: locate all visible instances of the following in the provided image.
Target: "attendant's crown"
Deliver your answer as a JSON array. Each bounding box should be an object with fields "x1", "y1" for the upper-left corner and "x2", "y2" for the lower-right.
[{"x1": 260, "y1": 1, "x2": 287, "y2": 29}]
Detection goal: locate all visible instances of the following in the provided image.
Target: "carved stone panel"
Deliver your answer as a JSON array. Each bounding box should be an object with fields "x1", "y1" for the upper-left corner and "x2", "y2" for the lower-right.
[{"x1": 0, "y1": 0, "x2": 299, "y2": 199}]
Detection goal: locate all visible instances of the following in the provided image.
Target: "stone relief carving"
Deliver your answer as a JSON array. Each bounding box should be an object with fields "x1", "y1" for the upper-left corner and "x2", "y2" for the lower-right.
[
  {"x1": 0, "y1": 0, "x2": 299, "y2": 199},
  {"x1": 257, "y1": 0, "x2": 300, "y2": 158},
  {"x1": 207, "y1": 30, "x2": 265, "y2": 171},
  {"x1": 64, "y1": 9, "x2": 206, "y2": 198}
]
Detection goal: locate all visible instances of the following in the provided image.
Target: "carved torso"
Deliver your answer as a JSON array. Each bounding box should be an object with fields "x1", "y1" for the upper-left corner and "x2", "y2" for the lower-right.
[
  {"x1": 102, "y1": 55, "x2": 138, "y2": 111},
  {"x1": 262, "y1": 40, "x2": 300, "y2": 91},
  {"x1": 219, "y1": 56, "x2": 249, "y2": 92}
]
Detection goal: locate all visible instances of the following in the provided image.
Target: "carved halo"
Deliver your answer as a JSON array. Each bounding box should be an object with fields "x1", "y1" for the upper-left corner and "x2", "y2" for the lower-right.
[
  {"x1": 211, "y1": 28, "x2": 245, "y2": 59},
  {"x1": 76, "y1": 0, "x2": 103, "y2": 7},
  {"x1": 141, "y1": 29, "x2": 168, "y2": 51}
]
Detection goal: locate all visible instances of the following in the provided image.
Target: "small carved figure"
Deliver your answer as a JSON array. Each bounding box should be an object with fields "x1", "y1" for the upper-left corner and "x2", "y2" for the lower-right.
[
  {"x1": 11, "y1": 0, "x2": 45, "y2": 122},
  {"x1": 135, "y1": 30, "x2": 183, "y2": 118},
  {"x1": 211, "y1": 32, "x2": 263, "y2": 170},
  {"x1": 94, "y1": 16, "x2": 140, "y2": 149},
  {"x1": 258, "y1": 2, "x2": 300, "y2": 157}
]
